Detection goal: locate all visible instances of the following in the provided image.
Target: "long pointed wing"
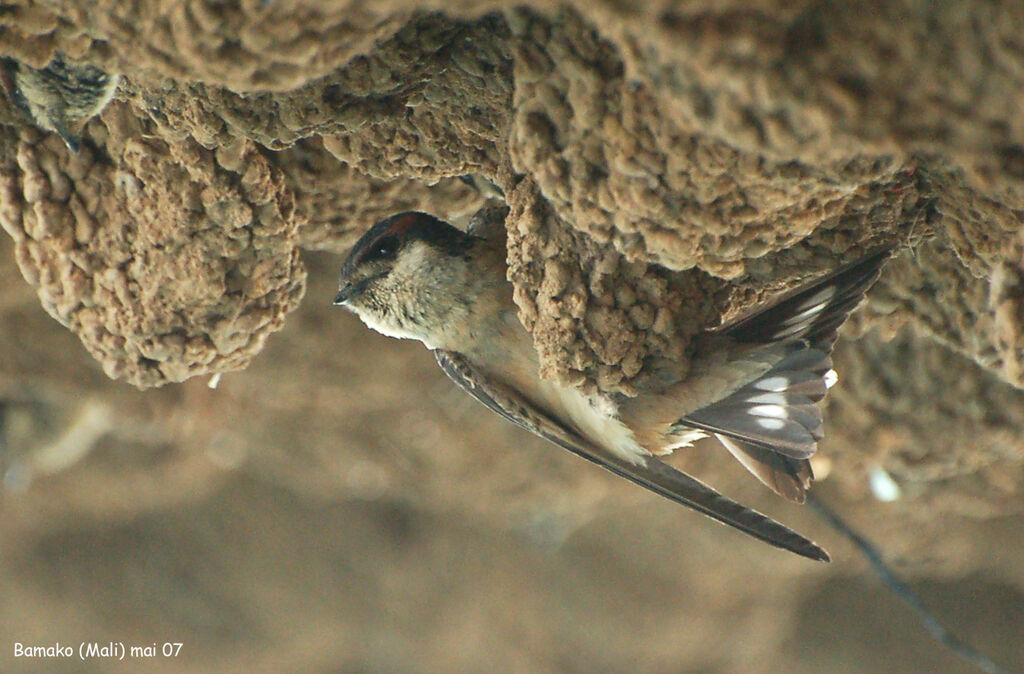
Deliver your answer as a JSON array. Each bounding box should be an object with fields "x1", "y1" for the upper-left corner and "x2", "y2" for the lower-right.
[{"x1": 434, "y1": 349, "x2": 830, "y2": 562}]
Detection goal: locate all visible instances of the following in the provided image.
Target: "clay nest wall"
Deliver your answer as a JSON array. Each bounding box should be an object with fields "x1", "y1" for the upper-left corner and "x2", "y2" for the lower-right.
[
  {"x1": 0, "y1": 0, "x2": 1022, "y2": 555},
  {"x1": 1, "y1": 2, "x2": 1024, "y2": 670}
]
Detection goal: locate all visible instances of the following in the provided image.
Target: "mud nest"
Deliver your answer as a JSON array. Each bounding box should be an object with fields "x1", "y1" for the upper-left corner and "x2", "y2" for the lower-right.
[{"x1": 0, "y1": 2, "x2": 1022, "y2": 495}]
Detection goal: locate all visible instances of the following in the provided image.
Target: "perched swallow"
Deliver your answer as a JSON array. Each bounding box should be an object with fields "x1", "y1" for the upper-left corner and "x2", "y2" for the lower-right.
[
  {"x1": 1, "y1": 52, "x2": 120, "y2": 153},
  {"x1": 334, "y1": 210, "x2": 892, "y2": 561}
]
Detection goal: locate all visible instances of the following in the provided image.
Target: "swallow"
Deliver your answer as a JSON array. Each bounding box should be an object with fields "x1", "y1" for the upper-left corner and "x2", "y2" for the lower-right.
[{"x1": 334, "y1": 210, "x2": 892, "y2": 561}]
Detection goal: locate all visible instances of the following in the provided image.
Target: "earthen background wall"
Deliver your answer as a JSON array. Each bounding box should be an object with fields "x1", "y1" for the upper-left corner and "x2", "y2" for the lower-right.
[{"x1": 1, "y1": 2, "x2": 1022, "y2": 671}]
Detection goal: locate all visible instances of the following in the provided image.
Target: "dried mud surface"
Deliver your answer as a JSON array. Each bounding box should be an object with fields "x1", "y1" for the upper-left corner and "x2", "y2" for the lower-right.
[{"x1": 1, "y1": 2, "x2": 1023, "y2": 672}]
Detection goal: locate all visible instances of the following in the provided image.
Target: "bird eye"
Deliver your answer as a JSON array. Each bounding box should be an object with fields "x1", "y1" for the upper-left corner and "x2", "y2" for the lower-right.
[{"x1": 364, "y1": 235, "x2": 398, "y2": 262}]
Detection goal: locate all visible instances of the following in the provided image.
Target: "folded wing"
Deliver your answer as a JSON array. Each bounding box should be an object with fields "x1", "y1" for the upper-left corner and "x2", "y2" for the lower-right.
[{"x1": 435, "y1": 349, "x2": 830, "y2": 562}]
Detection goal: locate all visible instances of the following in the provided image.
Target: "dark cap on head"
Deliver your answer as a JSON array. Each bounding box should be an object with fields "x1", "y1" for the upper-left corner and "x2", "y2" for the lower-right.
[{"x1": 340, "y1": 212, "x2": 470, "y2": 277}]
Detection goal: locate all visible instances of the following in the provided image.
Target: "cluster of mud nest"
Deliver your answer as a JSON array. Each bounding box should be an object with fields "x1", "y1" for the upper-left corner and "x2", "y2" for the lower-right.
[{"x1": 1, "y1": 2, "x2": 1022, "y2": 506}]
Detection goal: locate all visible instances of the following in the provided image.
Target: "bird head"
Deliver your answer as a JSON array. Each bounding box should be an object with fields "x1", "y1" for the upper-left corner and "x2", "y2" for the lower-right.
[{"x1": 334, "y1": 211, "x2": 483, "y2": 346}]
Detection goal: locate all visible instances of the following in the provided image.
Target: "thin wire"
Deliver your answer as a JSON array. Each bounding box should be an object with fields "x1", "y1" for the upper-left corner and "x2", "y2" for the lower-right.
[{"x1": 808, "y1": 495, "x2": 1004, "y2": 674}]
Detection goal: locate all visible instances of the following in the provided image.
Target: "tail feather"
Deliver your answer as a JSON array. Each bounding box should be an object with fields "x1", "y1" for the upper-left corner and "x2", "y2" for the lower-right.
[
  {"x1": 680, "y1": 249, "x2": 892, "y2": 496},
  {"x1": 716, "y1": 434, "x2": 814, "y2": 503},
  {"x1": 679, "y1": 346, "x2": 832, "y2": 459},
  {"x1": 720, "y1": 248, "x2": 892, "y2": 351}
]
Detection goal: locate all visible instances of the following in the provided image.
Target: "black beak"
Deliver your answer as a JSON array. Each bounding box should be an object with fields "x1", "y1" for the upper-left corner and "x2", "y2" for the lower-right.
[
  {"x1": 335, "y1": 277, "x2": 369, "y2": 306},
  {"x1": 333, "y1": 284, "x2": 354, "y2": 306},
  {"x1": 334, "y1": 273, "x2": 383, "y2": 306}
]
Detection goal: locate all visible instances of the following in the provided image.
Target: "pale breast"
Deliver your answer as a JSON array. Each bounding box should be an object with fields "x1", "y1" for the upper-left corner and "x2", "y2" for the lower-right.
[
  {"x1": 470, "y1": 310, "x2": 649, "y2": 466},
  {"x1": 543, "y1": 381, "x2": 649, "y2": 465}
]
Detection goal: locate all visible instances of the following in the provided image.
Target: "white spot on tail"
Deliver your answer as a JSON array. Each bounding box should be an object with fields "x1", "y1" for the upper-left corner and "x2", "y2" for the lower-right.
[
  {"x1": 750, "y1": 404, "x2": 788, "y2": 419},
  {"x1": 823, "y1": 369, "x2": 839, "y2": 389},
  {"x1": 754, "y1": 376, "x2": 789, "y2": 392},
  {"x1": 801, "y1": 287, "x2": 836, "y2": 310},
  {"x1": 756, "y1": 417, "x2": 786, "y2": 430}
]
